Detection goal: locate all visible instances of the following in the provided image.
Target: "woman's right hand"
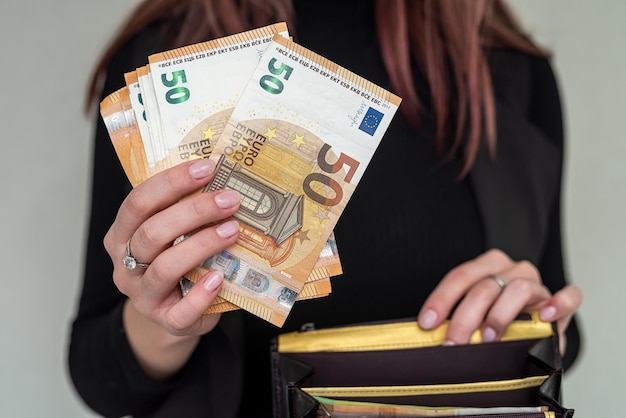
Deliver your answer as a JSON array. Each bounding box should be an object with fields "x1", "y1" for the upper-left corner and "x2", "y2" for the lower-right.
[{"x1": 103, "y1": 159, "x2": 241, "y2": 379}]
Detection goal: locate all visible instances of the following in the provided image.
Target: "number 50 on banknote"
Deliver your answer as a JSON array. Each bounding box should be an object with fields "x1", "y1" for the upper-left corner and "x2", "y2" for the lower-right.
[{"x1": 186, "y1": 35, "x2": 401, "y2": 327}]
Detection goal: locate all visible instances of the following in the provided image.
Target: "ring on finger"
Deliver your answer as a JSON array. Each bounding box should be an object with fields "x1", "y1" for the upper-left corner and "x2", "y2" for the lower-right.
[
  {"x1": 123, "y1": 238, "x2": 151, "y2": 271},
  {"x1": 486, "y1": 275, "x2": 507, "y2": 292}
]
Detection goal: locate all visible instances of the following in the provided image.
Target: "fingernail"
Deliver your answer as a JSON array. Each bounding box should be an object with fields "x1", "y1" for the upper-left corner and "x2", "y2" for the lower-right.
[
  {"x1": 418, "y1": 309, "x2": 437, "y2": 329},
  {"x1": 214, "y1": 190, "x2": 241, "y2": 209},
  {"x1": 540, "y1": 305, "x2": 557, "y2": 321},
  {"x1": 482, "y1": 326, "x2": 497, "y2": 342},
  {"x1": 203, "y1": 270, "x2": 223, "y2": 292},
  {"x1": 442, "y1": 340, "x2": 456, "y2": 346},
  {"x1": 215, "y1": 220, "x2": 239, "y2": 238},
  {"x1": 189, "y1": 159, "x2": 215, "y2": 179}
]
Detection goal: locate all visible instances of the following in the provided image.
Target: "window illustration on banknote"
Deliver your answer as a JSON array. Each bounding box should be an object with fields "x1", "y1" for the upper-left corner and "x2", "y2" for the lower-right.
[{"x1": 206, "y1": 154, "x2": 305, "y2": 250}]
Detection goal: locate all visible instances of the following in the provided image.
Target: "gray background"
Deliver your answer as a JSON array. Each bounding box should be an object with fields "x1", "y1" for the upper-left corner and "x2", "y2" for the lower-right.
[{"x1": 0, "y1": 0, "x2": 623, "y2": 416}]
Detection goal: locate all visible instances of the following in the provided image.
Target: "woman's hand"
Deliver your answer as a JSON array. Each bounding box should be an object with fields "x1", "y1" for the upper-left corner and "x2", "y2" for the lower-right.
[
  {"x1": 103, "y1": 159, "x2": 241, "y2": 379},
  {"x1": 417, "y1": 249, "x2": 582, "y2": 351}
]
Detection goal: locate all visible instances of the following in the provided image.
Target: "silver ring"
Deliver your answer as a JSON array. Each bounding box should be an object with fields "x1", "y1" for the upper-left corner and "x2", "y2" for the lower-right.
[
  {"x1": 487, "y1": 275, "x2": 507, "y2": 291},
  {"x1": 123, "y1": 239, "x2": 150, "y2": 271}
]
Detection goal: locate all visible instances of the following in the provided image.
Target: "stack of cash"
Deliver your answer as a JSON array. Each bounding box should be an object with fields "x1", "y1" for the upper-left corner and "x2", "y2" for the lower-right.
[
  {"x1": 314, "y1": 396, "x2": 552, "y2": 417},
  {"x1": 100, "y1": 22, "x2": 401, "y2": 326}
]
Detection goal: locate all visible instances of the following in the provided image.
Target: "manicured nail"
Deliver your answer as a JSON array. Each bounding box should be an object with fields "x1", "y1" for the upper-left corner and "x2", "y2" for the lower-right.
[
  {"x1": 214, "y1": 190, "x2": 241, "y2": 209},
  {"x1": 418, "y1": 309, "x2": 437, "y2": 329},
  {"x1": 203, "y1": 270, "x2": 223, "y2": 292},
  {"x1": 189, "y1": 159, "x2": 215, "y2": 179},
  {"x1": 482, "y1": 326, "x2": 497, "y2": 342},
  {"x1": 442, "y1": 340, "x2": 456, "y2": 346},
  {"x1": 215, "y1": 220, "x2": 239, "y2": 238},
  {"x1": 540, "y1": 305, "x2": 557, "y2": 322}
]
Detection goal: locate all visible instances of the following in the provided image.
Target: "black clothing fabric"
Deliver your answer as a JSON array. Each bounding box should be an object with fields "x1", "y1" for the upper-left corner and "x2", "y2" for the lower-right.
[{"x1": 69, "y1": 2, "x2": 581, "y2": 417}]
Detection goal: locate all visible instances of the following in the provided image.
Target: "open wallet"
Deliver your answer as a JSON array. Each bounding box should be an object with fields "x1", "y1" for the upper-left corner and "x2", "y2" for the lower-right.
[{"x1": 270, "y1": 312, "x2": 574, "y2": 418}]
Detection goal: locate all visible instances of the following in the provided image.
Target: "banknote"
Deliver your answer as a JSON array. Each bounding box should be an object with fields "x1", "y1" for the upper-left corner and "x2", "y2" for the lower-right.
[
  {"x1": 124, "y1": 70, "x2": 157, "y2": 177},
  {"x1": 181, "y1": 275, "x2": 332, "y2": 315},
  {"x1": 314, "y1": 396, "x2": 549, "y2": 417},
  {"x1": 108, "y1": 22, "x2": 289, "y2": 182},
  {"x1": 100, "y1": 86, "x2": 148, "y2": 186},
  {"x1": 101, "y1": 82, "x2": 342, "y2": 309},
  {"x1": 310, "y1": 231, "x2": 342, "y2": 278},
  {"x1": 136, "y1": 65, "x2": 170, "y2": 173},
  {"x1": 185, "y1": 35, "x2": 401, "y2": 326},
  {"x1": 100, "y1": 26, "x2": 391, "y2": 324},
  {"x1": 181, "y1": 231, "x2": 341, "y2": 314},
  {"x1": 147, "y1": 22, "x2": 289, "y2": 170}
]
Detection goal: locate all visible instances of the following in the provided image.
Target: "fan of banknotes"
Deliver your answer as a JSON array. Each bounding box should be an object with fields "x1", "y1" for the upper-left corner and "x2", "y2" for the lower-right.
[{"x1": 100, "y1": 22, "x2": 401, "y2": 327}]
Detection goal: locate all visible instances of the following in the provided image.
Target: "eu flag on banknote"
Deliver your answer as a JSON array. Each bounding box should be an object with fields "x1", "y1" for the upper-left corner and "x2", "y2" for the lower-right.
[{"x1": 358, "y1": 107, "x2": 384, "y2": 136}]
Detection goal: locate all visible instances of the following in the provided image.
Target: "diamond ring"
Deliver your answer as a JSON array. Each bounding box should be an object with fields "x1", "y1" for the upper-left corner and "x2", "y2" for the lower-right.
[{"x1": 123, "y1": 239, "x2": 150, "y2": 271}]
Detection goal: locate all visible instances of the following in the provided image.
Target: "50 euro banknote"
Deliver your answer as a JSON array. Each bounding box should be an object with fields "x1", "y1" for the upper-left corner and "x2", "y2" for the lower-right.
[
  {"x1": 103, "y1": 23, "x2": 291, "y2": 183},
  {"x1": 147, "y1": 22, "x2": 289, "y2": 170},
  {"x1": 184, "y1": 35, "x2": 401, "y2": 326},
  {"x1": 181, "y1": 232, "x2": 342, "y2": 314},
  {"x1": 100, "y1": 85, "x2": 149, "y2": 186},
  {"x1": 313, "y1": 396, "x2": 550, "y2": 417},
  {"x1": 100, "y1": 24, "x2": 341, "y2": 317}
]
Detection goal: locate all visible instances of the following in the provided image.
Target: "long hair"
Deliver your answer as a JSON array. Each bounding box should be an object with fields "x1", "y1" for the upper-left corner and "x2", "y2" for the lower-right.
[{"x1": 86, "y1": 0, "x2": 545, "y2": 174}]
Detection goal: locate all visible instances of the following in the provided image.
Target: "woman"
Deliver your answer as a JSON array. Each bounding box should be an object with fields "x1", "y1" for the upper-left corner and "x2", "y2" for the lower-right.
[{"x1": 69, "y1": 0, "x2": 583, "y2": 417}]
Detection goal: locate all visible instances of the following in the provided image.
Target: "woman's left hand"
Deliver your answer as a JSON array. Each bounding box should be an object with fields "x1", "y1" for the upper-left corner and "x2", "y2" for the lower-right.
[{"x1": 417, "y1": 249, "x2": 582, "y2": 351}]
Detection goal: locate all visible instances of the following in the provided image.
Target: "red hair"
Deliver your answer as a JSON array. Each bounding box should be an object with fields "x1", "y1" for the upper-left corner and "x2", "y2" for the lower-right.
[{"x1": 86, "y1": 0, "x2": 545, "y2": 174}]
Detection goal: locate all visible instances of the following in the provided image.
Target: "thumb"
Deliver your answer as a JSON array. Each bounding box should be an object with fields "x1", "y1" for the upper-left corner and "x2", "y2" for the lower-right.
[{"x1": 539, "y1": 284, "x2": 583, "y2": 335}]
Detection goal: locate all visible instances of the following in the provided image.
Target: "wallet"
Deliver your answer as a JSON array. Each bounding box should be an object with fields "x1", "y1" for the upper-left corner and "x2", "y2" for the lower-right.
[{"x1": 271, "y1": 313, "x2": 574, "y2": 417}]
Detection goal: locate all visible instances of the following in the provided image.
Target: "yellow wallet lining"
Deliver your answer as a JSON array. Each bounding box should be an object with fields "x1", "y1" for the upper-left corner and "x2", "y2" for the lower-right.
[
  {"x1": 302, "y1": 375, "x2": 549, "y2": 398},
  {"x1": 278, "y1": 312, "x2": 553, "y2": 353}
]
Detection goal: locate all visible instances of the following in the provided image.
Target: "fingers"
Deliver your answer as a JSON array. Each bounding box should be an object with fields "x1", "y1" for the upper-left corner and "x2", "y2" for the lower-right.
[
  {"x1": 131, "y1": 188, "x2": 241, "y2": 263},
  {"x1": 419, "y1": 250, "x2": 512, "y2": 322},
  {"x1": 479, "y1": 279, "x2": 551, "y2": 342},
  {"x1": 418, "y1": 249, "x2": 530, "y2": 329},
  {"x1": 418, "y1": 248, "x2": 557, "y2": 345},
  {"x1": 539, "y1": 284, "x2": 583, "y2": 334},
  {"x1": 539, "y1": 284, "x2": 582, "y2": 354},
  {"x1": 111, "y1": 210, "x2": 239, "y2": 306},
  {"x1": 105, "y1": 159, "x2": 243, "y2": 339},
  {"x1": 443, "y1": 277, "x2": 550, "y2": 344},
  {"x1": 139, "y1": 219, "x2": 239, "y2": 303},
  {"x1": 163, "y1": 271, "x2": 224, "y2": 336},
  {"x1": 109, "y1": 159, "x2": 217, "y2": 245},
  {"x1": 106, "y1": 157, "x2": 242, "y2": 301}
]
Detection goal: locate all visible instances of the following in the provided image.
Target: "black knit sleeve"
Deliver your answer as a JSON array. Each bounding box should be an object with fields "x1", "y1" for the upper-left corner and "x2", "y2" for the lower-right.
[
  {"x1": 67, "y1": 26, "x2": 245, "y2": 418},
  {"x1": 528, "y1": 55, "x2": 582, "y2": 372},
  {"x1": 67, "y1": 26, "x2": 176, "y2": 417}
]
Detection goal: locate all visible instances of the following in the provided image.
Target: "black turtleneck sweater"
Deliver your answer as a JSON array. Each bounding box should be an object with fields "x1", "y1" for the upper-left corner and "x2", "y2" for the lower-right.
[{"x1": 69, "y1": 1, "x2": 580, "y2": 417}]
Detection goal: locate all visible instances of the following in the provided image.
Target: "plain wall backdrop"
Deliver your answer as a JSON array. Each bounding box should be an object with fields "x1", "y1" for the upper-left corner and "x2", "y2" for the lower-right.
[{"x1": 0, "y1": 1, "x2": 623, "y2": 416}]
